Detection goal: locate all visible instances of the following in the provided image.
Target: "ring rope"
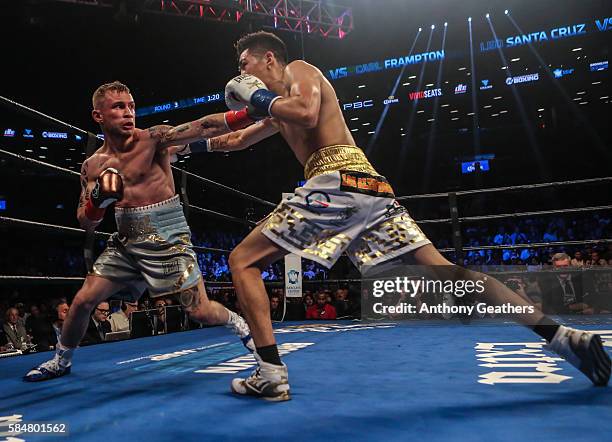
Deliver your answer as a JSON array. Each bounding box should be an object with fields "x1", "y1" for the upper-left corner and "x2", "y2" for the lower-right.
[
  {"x1": 4, "y1": 264, "x2": 610, "y2": 287},
  {"x1": 189, "y1": 204, "x2": 256, "y2": 226},
  {"x1": 0, "y1": 216, "x2": 234, "y2": 254},
  {"x1": 0, "y1": 148, "x2": 80, "y2": 177},
  {"x1": 438, "y1": 238, "x2": 611, "y2": 253},
  {"x1": 0, "y1": 215, "x2": 110, "y2": 237},
  {"x1": 0, "y1": 94, "x2": 92, "y2": 136},
  {"x1": 178, "y1": 168, "x2": 276, "y2": 208},
  {"x1": 0, "y1": 95, "x2": 275, "y2": 207},
  {"x1": 192, "y1": 246, "x2": 233, "y2": 254},
  {"x1": 396, "y1": 176, "x2": 612, "y2": 201},
  {"x1": 0, "y1": 149, "x2": 259, "y2": 225},
  {"x1": 391, "y1": 204, "x2": 612, "y2": 225},
  {"x1": 458, "y1": 205, "x2": 612, "y2": 224}
]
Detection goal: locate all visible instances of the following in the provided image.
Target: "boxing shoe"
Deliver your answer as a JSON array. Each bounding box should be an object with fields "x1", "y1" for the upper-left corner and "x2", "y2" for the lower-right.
[
  {"x1": 547, "y1": 325, "x2": 611, "y2": 386},
  {"x1": 231, "y1": 360, "x2": 291, "y2": 401},
  {"x1": 24, "y1": 355, "x2": 71, "y2": 382}
]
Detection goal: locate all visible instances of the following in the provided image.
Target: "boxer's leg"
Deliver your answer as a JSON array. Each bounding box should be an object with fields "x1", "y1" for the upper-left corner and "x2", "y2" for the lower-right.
[
  {"x1": 175, "y1": 278, "x2": 254, "y2": 352},
  {"x1": 24, "y1": 275, "x2": 124, "y2": 381},
  {"x1": 228, "y1": 223, "x2": 291, "y2": 401},
  {"x1": 395, "y1": 244, "x2": 610, "y2": 386}
]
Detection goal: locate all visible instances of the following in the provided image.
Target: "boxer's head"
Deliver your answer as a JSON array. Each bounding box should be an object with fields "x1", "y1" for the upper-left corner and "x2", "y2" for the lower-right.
[
  {"x1": 92, "y1": 81, "x2": 135, "y2": 138},
  {"x1": 236, "y1": 31, "x2": 287, "y2": 86}
]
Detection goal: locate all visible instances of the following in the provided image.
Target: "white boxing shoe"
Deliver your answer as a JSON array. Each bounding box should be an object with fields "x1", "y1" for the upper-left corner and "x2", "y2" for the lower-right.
[
  {"x1": 231, "y1": 360, "x2": 291, "y2": 401},
  {"x1": 547, "y1": 325, "x2": 611, "y2": 386}
]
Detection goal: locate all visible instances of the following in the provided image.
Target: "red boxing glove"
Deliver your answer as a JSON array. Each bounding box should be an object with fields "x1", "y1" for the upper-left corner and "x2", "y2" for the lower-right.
[
  {"x1": 224, "y1": 108, "x2": 255, "y2": 131},
  {"x1": 84, "y1": 199, "x2": 106, "y2": 222}
]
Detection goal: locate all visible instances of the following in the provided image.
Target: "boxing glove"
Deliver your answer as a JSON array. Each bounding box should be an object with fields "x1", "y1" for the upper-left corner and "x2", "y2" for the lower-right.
[
  {"x1": 84, "y1": 167, "x2": 123, "y2": 221},
  {"x1": 225, "y1": 74, "x2": 280, "y2": 118}
]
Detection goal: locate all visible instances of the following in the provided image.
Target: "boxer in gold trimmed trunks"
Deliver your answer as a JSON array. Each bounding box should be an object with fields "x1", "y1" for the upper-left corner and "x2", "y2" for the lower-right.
[
  {"x1": 262, "y1": 145, "x2": 430, "y2": 269},
  {"x1": 205, "y1": 31, "x2": 609, "y2": 400}
]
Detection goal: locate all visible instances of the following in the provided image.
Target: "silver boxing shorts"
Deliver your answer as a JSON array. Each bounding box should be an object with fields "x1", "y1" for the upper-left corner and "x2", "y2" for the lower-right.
[{"x1": 92, "y1": 195, "x2": 201, "y2": 298}]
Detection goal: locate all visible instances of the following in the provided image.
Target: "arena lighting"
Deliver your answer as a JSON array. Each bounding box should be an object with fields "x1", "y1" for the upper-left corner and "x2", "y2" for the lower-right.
[
  {"x1": 396, "y1": 24, "x2": 435, "y2": 172},
  {"x1": 505, "y1": 9, "x2": 509, "y2": 15},
  {"x1": 506, "y1": 9, "x2": 608, "y2": 156},
  {"x1": 467, "y1": 12, "x2": 480, "y2": 154},
  {"x1": 486, "y1": 13, "x2": 490, "y2": 18},
  {"x1": 486, "y1": 13, "x2": 547, "y2": 176},
  {"x1": 423, "y1": 18, "x2": 448, "y2": 192},
  {"x1": 431, "y1": 24, "x2": 435, "y2": 29},
  {"x1": 365, "y1": 27, "x2": 422, "y2": 155},
  {"x1": 444, "y1": 22, "x2": 448, "y2": 26},
  {"x1": 55, "y1": 0, "x2": 354, "y2": 39}
]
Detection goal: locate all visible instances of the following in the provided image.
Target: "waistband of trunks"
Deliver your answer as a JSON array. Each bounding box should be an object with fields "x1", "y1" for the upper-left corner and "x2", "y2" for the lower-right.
[
  {"x1": 303, "y1": 145, "x2": 378, "y2": 180},
  {"x1": 115, "y1": 195, "x2": 181, "y2": 214},
  {"x1": 114, "y1": 195, "x2": 187, "y2": 238}
]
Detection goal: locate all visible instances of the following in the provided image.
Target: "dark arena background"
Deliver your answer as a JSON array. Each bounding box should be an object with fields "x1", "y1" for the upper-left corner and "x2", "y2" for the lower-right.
[{"x1": 0, "y1": 1, "x2": 611, "y2": 441}]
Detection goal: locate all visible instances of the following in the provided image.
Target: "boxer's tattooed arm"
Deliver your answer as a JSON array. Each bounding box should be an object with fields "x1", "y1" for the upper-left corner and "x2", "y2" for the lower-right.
[
  {"x1": 78, "y1": 160, "x2": 89, "y2": 208},
  {"x1": 149, "y1": 114, "x2": 229, "y2": 150},
  {"x1": 207, "y1": 135, "x2": 230, "y2": 152},
  {"x1": 207, "y1": 118, "x2": 279, "y2": 151}
]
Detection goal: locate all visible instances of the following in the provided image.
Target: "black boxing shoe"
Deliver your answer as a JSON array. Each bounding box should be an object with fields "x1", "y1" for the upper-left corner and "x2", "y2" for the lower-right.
[{"x1": 547, "y1": 325, "x2": 611, "y2": 386}]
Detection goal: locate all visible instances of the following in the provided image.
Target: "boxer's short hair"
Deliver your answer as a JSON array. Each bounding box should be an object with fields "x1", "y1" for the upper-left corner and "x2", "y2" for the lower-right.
[
  {"x1": 92, "y1": 81, "x2": 130, "y2": 109},
  {"x1": 236, "y1": 31, "x2": 288, "y2": 65}
]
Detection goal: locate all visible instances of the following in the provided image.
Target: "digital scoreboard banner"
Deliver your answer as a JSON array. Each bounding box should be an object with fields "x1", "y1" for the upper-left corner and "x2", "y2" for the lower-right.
[{"x1": 136, "y1": 92, "x2": 223, "y2": 117}]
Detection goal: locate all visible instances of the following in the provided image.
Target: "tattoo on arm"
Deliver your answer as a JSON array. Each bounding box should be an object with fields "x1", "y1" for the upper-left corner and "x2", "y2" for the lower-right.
[
  {"x1": 208, "y1": 134, "x2": 231, "y2": 151},
  {"x1": 162, "y1": 123, "x2": 191, "y2": 143},
  {"x1": 78, "y1": 161, "x2": 89, "y2": 207},
  {"x1": 149, "y1": 123, "x2": 195, "y2": 146},
  {"x1": 178, "y1": 286, "x2": 202, "y2": 312}
]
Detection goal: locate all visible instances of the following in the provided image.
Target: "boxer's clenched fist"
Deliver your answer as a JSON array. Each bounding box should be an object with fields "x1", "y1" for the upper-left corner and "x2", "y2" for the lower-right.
[
  {"x1": 85, "y1": 168, "x2": 123, "y2": 221},
  {"x1": 225, "y1": 74, "x2": 280, "y2": 118}
]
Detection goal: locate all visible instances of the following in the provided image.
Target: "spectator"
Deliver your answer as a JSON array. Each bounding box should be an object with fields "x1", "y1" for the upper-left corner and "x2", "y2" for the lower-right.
[
  {"x1": 303, "y1": 263, "x2": 316, "y2": 279},
  {"x1": 108, "y1": 301, "x2": 139, "y2": 333},
  {"x1": 0, "y1": 327, "x2": 7, "y2": 351},
  {"x1": 303, "y1": 292, "x2": 314, "y2": 313},
  {"x1": 333, "y1": 288, "x2": 352, "y2": 317},
  {"x1": 81, "y1": 301, "x2": 112, "y2": 345},
  {"x1": 306, "y1": 292, "x2": 337, "y2": 320},
  {"x1": 588, "y1": 251, "x2": 607, "y2": 266},
  {"x1": 493, "y1": 226, "x2": 510, "y2": 245},
  {"x1": 52, "y1": 301, "x2": 70, "y2": 340},
  {"x1": 571, "y1": 251, "x2": 585, "y2": 267},
  {"x1": 25, "y1": 304, "x2": 56, "y2": 351},
  {"x1": 3, "y1": 307, "x2": 29, "y2": 350},
  {"x1": 540, "y1": 253, "x2": 592, "y2": 315},
  {"x1": 154, "y1": 298, "x2": 167, "y2": 333},
  {"x1": 14, "y1": 302, "x2": 28, "y2": 325},
  {"x1": 270, "y1": 294, "x2": 283, "y2": 321}
]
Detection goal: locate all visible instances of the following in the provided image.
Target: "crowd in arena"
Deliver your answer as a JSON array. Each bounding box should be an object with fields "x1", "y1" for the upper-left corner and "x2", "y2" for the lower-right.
[{"x1": 1, "y1": 213, "x2": 611, "y2": 356}]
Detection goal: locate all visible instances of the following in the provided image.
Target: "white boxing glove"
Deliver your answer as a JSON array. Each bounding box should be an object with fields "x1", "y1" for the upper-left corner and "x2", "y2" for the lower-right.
[{"x1": 224, "y1": 74, "x2": 280, "y2": 118}]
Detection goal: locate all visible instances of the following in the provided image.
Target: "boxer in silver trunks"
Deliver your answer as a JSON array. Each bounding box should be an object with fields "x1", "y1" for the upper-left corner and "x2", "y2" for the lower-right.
[
  {"x1": 93, "y1": 195, "x2": 201, "y2": 298},
  {"x1": 24, "y1": 81, "x2": 257, "y2": 382}
]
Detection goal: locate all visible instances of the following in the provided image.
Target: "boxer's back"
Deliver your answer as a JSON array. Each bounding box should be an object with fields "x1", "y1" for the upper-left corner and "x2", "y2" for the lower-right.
[{"x1": 278, "y1": 61, "x2": 356, "y2": 165}]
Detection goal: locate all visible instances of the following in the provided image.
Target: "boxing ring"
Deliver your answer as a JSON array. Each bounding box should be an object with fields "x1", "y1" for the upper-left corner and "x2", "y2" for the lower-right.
[
  {"x1": 1, "y1": 95, "x2": 611, "y2": 441},
  {"x1": 2, "y1": 319, "x2": 611, "y2": 441}
]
